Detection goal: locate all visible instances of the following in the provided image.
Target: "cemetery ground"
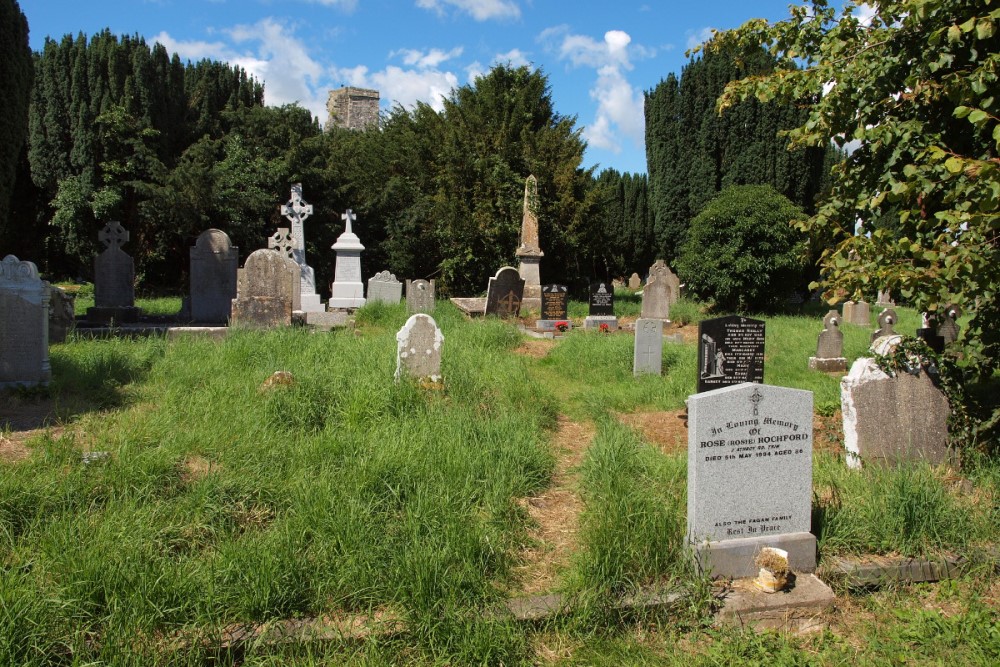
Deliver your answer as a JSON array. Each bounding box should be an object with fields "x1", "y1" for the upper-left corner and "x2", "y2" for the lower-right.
[{"x1": 1, "y1": 295, "x2": 999, "y2": 665}]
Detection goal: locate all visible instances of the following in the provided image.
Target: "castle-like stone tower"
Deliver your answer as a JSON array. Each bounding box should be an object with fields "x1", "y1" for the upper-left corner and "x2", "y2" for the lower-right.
[{"x1": 326, "y1": 87, "x2": 380, "y2": 131}]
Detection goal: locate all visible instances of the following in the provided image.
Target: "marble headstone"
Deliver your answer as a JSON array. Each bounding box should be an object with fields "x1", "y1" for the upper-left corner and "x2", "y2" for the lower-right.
[
  {"x1": 273, "y1": 184, "x2": 323, "y2": 313},
  {"x1": 367, "y1": 271, "x2": 403, "y2": 305},
  {"x1": 395, "y1": 314, "x2": 444, "y2": 382},
  {"x1": 88, "y1": 221, "x2": 140, "y2": 323},
  {"x1": 406, "y1": 279, "x2": 435, "y2": 313},
  {"x1": 328, "y1": 209, "x2": 367, "y2": 310},
  {"x1": 230, "y1": 249, "x2": 299, "y2": 328},
  {"x1": 687, "y1": 382, "x2": 815, "y2": 578},
  {"x1": 485, "y1": 267, "x2": 525, "y2": 318},
  {"x1": 809, "y1": 310, "x2": 847, "y2": 372},
  {"x1": 640, "y1": 260, "x2": 680, "y2": 320},
  {"x1": 190, "y1": 229, "x2": 239, "y2": 323},
  {"x1": 1, "y1": 255, "x2": 51, "y2": 387},
  {"x1": 697, "y1": 316, "x2": 766, "y2": 393},
  {"x1": 633, "y1": 318, "x2": 663, "y2": 376}
]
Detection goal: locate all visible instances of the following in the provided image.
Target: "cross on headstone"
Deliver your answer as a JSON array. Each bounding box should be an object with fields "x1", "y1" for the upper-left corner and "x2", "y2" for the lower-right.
[
  {"x1": 98, "y1": 221, "x2": 129, "y2": 250},
  {"x1": 750, "y1": 387, "x2": 764, "y2": 417},
  {"x1": 498, "y1": 291, "x2": 520, "y2": 315},
  {"x1": 638, "y1": 339, "x2": 659, "y2": 368},
  {"x1": 342, "y1": 209, "x2": 357, "y2": 234},
  {"x1": 269, "y1": 228, "x2": 294, "y2": 257},
  {"x1": 281, "y1": 184, "x2": 313, "y2": 226}
]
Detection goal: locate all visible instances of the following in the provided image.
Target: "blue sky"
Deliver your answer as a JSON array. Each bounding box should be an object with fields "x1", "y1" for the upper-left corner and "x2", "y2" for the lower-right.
[{"x1": 20, "y1": 0, "x2": 825, "y2": 175}]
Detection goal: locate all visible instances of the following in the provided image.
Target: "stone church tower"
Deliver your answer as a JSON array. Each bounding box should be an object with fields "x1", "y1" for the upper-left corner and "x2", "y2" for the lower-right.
[{"x1": 326, "y1": 87, "x2": 380, "y2": 131}]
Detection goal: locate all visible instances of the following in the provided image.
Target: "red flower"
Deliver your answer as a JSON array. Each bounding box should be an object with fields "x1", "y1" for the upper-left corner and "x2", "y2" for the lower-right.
[{"x1": 555, "y1": 320, "x2": 569, "y2": 332}]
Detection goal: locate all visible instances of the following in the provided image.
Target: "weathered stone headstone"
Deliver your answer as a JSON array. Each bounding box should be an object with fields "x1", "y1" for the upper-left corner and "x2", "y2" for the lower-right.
[
  {"x1": 640, "y1": 259, "x2": 680, "y2": 321},
  {"x1": 841, "y1": 357, "x2": 951, "y2": 468},
  {"x1": 687, "y1": 382, "x2": 815, "y2": 578},
  {"x1": 876, "y1": 289, "x2": 894, "y2": 307},
  {"x1": 395, "y1": 314, "x2": 444, "y2": 382},
  {"x1": 190, "y1": 229, "x2": 239, "y2": 323},
  {"x1": 88, "y1": 221, "x2": 140, "y2": 323},
  {"x1": 697, "y1": 316, "x2": 766, "y2": 393},
  {"x1": 367, "y1": 271, "x2": 402, "y2": 305},
  {"x1": 633, "y1": 318, "x2": 663, "y2": 376},
  {"x1": 272, "y1": 184, "x2": 323, "y2": 313},
  {"x1": 870, "y1": 308, "x2": 898, "y2": 344},
  {"x1": 937, "y1": 304, "x2": 961, "y2": 346},
  {"x1": 230, "y1": 249, "x2": 299, "y2": 328},
  {"x1": 406, "y1": 279, "x2": 435, "y2": 313},
  {"x1": 48, "y1": 286, "x2": 75, "y2": 343},
  {"x1": 536, "y1": 284, "x2": 569, "y2": 330},
  {"x1": 809, "y1": 310, "x2": 847, "y2": 372},
  {"x1": 328, "y1": 209, "x2": 366, "y2": 310},
  {"x1": 516, "y1": 175, "x2": 543, "y2": 311},
  {"x1": 485, "y1": 267, "x2": 525, "y2": 318},
  {"x1": 1, "y1": 255, "x2": 51, "y2": 387},
  {"x1": 584, "y1": 280, "x2": 617, "y2": 330},
  {"x1": 612, "y1": 278, "x2": 624, "y2": 290},
  {"x1": 628, "y1": 273, "x2": 642, "y2": 290},
  {"x1": 845, "y1": 299, "x2": 871, "y2": 326}
]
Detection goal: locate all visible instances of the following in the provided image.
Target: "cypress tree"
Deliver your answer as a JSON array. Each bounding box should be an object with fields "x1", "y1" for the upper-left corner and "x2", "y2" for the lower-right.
[{"x1": 0, "y1": 0, "x2": 32, "y2": 235}]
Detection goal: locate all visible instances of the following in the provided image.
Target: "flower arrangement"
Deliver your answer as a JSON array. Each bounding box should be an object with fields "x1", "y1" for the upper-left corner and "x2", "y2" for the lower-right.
[
  {"x1": 599, "y1": 322, "x2": 610, "y2": 334},
  {"x1": 555, "y1": 321, "x2": 569, "y2": 332}
]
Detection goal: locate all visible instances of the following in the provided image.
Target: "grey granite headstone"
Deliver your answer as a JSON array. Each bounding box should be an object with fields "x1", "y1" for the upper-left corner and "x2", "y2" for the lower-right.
[
  {"x1": 367, "y1": 271, "x2": 403, "y2": 305},
  {"x1": 841, "y1": 358, "x2": 951, "y2": 468},
  {"x1": 584, "y1": 280, "x2": 617, "y2": 330},
  {"x1": 628, "y1": 273, "x2": 642, "y2": 290},
  {"x1": 640, "y1": 260, "x2": 680, "y2": 320},
  {"x1": 190, "y1": 229, "x2": 239, "y2": 323},
  {"x1": 231, "y1": 249, "x2": 299, "y2": 328},
  {"x1": 687, "y1": 382, "x2": 815, "y2": 578},
  {"x1": 870, "y1": 308, "x2": 898, "y2": 344},
  {"x1": 847, "y1": 299, "x2": 871, "y2": 326},
  {"x1": 328, "y1": 209, "x2": 366, "y2": 310},
  {"x1": 395, "y1": 314, "x2": 444, "y2": 382},
  {"x1": 48, "y1": 286, "x2": 75, "y2": 343},
  {"x1": 406, "y1": 279, "x2": 435, "y2": 313},
  {"x1": 485, "y1": 267, "x2": 525, "y2": 318},
  {"x1": 697, "y1": 316, "x2": 766, "y2": 393},
  {"x1": 809, "y1": 310, "x2": 847, "y2": 372},
  {"x1": 633, "y1": 318, "x2": 663, "y2": 376},
  {"x1": 1, "y1": 255, "x2": 51, "y2": 387},
  {"x1": 937, "y1": 304, "x2": 961, "y2": 346},
  {"x1": 88, "y1": 221, "x2": 140, "y2": 323}
]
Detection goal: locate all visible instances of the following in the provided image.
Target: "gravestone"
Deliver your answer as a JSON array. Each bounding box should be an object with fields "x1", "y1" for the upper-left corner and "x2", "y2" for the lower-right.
[
  {"x1": 846, "y1": 299, "x2": 871, "y2": 326},
  {"x1": 915, "y1": 312, "x2": 945, "y2": 353},
  {"x1": 628, "y1": 273, "x2": 642, "y2": 290},
  {"x1": 536, "y1": 284, "x2": 569, "y2": 330},
  {"x1": 190, "y1": 229, "x2": 239, "y2": 323},
  {"x1": 697, "y1": 316, "x2": 766, "y2": 393},
  {"x1": 1, "y1": 255, "x2": 51, "y2": 387},
  {"x1": 328, "y1": 209, "x2": 366, "y2": 309},
  {"x1": 395, "y1": 313, "x2": 444, "y2": 382},
  {"x1": 640, "y1": 259, "x2": 680, "y2": 321},
  {"x1": 406, "y1": 279, "x2": 435, "y2": 313},
  {"x1": 687, "y1": 382, "x2": 815, "y2": 578},
  {"x1": 88, "y1": 221, "x2": 140, "y2": 323},
  {"x1": 937, "y1": 304, "x2": 961, "y2": 346},
  {"x1": 842, "y1": 357, "x2": 951, "y2": 468},
  {"x1": 584, "y1": 281, "x2": 617, "y2": 330},
  {"x1": 367, "y1": 271, "x2": 403, "y2": 305},
  {"x1": 809, "y1": 310, "x2": 847, "y2": 372},
  {"x1": 48, "y1": 286, "x2": 75, "y2": 343},
  {"x1": 876, "y1": 289, "x2": 894, "y2": 307},
  {"x1": 230, "y1": 249, "x2": 299, "y2": 328},
  {"x1": 515, "y1": 175, "x2": 543, "y2": 311},
  {"x1": 612, "y1": 278, "x2": 624, "y2": 290},
  {"x1": 485, "y1": 267, "x2": 525, "y2": 318},
  {"x1": 870, "y1": 308, "x2": 898, "y2": 344},
  {"x1": 271, "y1": 184, "x2": 323, "y2": 313},
  {"x1": 633, "y1": 318, "x2": 663, "y2": 376}
]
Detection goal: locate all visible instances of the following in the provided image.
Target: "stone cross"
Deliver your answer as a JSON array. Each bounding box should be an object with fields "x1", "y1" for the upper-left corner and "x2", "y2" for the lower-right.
[
  {"x1": 281, "y1": 183, "x2": 313, "y2": 266},
  {"x1": 99, "y1": 221, "x2": 129, "y2": 250},
  {"x1": 342, "y1": 209, "x2": 357, "y2": 234},
  {"x1": 499, "y1": 291, "x2": 521, "y2": 315},
  {"x1": 268, "y1": 228, "x2": 294, "y2": 257}
]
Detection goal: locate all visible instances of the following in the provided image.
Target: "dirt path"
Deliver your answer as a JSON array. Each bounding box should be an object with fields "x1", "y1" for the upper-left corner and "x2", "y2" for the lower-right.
[
  {"x1": 514, "y1": 415, "x2": 595, "y2": 595},
  {"x1": 0, "y1": 398, "x2": 62, "y2": 463}
]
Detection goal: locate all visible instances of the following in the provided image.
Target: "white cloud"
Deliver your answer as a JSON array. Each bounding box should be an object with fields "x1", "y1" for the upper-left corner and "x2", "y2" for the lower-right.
[
  {"x1": 333, "y1": 48, "x2": 465, "y2": 112},
  {"x1": 685, "y1": 26, "x2": 715, "y2": 51},
  {"x1": 388, "y1": 46, "x2": 464, "y2": 69},
  {"x1": 416, "y1": 0, "x2": 520, "y2": 21},
  {"x1": 540, "y1": 26, "x2": 649, "y2": 152},
  {"x1": 853, "y1": 3, "x2": 877, "y2": 27},
  {"x1": 304, "y1": 0, "x2": 358, "y2": 9},
  {"x1": 494, "y1": 48, "x2": 529, "y2": 68}
]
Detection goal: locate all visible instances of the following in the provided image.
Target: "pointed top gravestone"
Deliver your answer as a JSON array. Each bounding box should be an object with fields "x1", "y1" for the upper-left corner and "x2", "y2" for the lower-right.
[
  {"x1": 329, "y1": 209, "x2": 366, "y2": 309},
  {"x1": 274, "y1": 184, "x2": 323, "y2": 313},
  {"x1": 190, "y1": 229, "x2": 239, "y2": 323},
  {"x1": 1, "y1": 255, "x2": 51, "y2": 388},
  {"x1": 485, "y1": 267, "x2": 524, "y2": 318},
  {"x1": 406, "y1": 279, "x2": 435, "y2": 313},
  {"x1": 516, "y1": 175, "x2": 543, "y2": 311},
  {"x1": 641, "y1": 260, "x2": 680, "y2": 320},
  {"x1": 88, "y1": 221, "x2": 141, "y2": 323},
  {"x1": 395, "y1": 314, "x2": 444, "y2": 382},
  {"x1": 809, "y1": 310, "x2": 847, "y2": 372}
]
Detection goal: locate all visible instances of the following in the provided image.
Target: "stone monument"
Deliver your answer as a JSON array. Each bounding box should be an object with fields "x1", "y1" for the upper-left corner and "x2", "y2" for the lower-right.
[
  {"x1": 584, "y1": 281, "x2": 617, "y2": 330},
  {"x1": 628, "y1": 273, "x2": 642, "y2": 290},
  {"x1": 406, "y1": 279, "x2": 435, "y2": 313},
  {"x1": 88, "y1": 221, "x2": 140, "y2": 323},
  {"x1": 230, "y1": 249, "x2": 300, "y2": 328},
  {"x1": 809, "y1": 310, "x2": 847, "y2": 372},
  {"x1": 190, "y1": 229, "x2": 239, "y2": 323},
  {"x1": 845, "y1": 299, "x2": 871, "y2": 327},
  {"x1": 395, "y1": 313, "x2": 444, "y2": 383},
  {"x1": 697, "y1": 315, "x2": 766, "y2": 393},
  {"x1": 1, "y1": 255, "x2": 51, "y2": 388},
  {"x1": 633, "y1": 318, "x2": 663, "y2": 376},
  {"x1": 515, "y1": 175, "x2": 543, "y2": 312},
  {"x1": 640, "y1": 259, "x2": 680, "y2": 321},
  {"x1": 328, "y1": 209, "x2": 366, "y2": 310},
  {"x1": 367, "y1": 271, "x2": 403, "y2": 305},
  {"x1": 870, "y1": 308, "x2": 898, "y2": 344},
  {"x1": 485, "y1": 267, "x2": 525, "y2": 318},
  {"x1": 687, "y1": 382, "x2": 816, "y2": 578},
  {"x1": 937, "y1": 304, "x2": 961, "y2": 346},
  {"x1": 536, "y1": 284, "x2": 569, "y2": 330},
  {"x1": 48, "y1": 286, "x2": 75, "y2": 343},
  {"x1": 270, "y1": 184, "x2": 323, "y2": 313}
]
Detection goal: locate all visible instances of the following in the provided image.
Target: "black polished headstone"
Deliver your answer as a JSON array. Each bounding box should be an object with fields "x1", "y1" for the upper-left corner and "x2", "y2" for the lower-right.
[
  {"x1": 541, "y1": 284, "x2": 569, "y2": 320},
  {"x1": 697, "y1": 315, "x2": 766, "y2": 393},
  {"x1": 589, "y1": 281, "x2": 614, "y2": 317}
]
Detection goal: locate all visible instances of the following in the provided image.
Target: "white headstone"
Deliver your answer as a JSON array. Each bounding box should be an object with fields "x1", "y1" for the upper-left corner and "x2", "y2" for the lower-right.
[
  {"x1": 274, "y1": 183, "x2": 324, "y2": 313},
  {"x1": 367, "y1": 271, "x2": 403, "y2": 304},
  {"x1": 633, "y1": 318, "x2": 663, "y2": 376},
  {"x1": 1, "y1": 255, "x2": 51, "y2": 387},
  {"x1": 328, "y1": 209, "x2": 367, "y2": 310},
  {"x1": 395, "y1": 314, "x2": 444, "y2": 382},
  {"x1": 687, "y1": 382, "x2": 815, "y2": 578}
]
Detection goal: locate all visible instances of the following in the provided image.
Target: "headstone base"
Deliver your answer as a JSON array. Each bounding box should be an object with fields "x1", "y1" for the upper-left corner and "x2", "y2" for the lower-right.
[
  {"x1": 230, "y1": 297, "x2": 291, "y2": 328},
  {"x1": 535, "y1": 320, "x2": 571, "y2": 331},
  {"x1": 306, "y1": 310, "x2": 349, "y2": 330},
  {"x1": 693, "y1": 532, "x2": 817, "y2": 579},
  {"x1": 85, "y1": 306, "x2": 141, "y2": 324},
  {"x1": 328, "y1": 283, "x2": 366, "y2": 310},
  {"x1": 808, "y1": 357, "x2": 848, "y2": 372},
  {"x1": 584, "y1": 316, "x2": 617, "y2": 330},
  {"x1": 299, "y1": 293, "x2": 326, "y2": 313}
]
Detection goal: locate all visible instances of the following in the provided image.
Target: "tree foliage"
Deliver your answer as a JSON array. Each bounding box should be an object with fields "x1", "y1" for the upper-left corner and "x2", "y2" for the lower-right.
[
  {"x1": 592, "y1": 168, "x2": 656, "y2": 278},
  {"x1": 0, "y1": 0, "x2": 32, "y2": 237},
  {"x1": 675, "y1": 184, "x2": 808, "y2": 312}
]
